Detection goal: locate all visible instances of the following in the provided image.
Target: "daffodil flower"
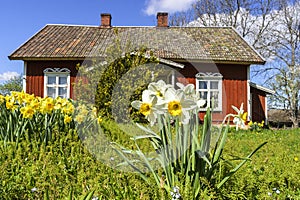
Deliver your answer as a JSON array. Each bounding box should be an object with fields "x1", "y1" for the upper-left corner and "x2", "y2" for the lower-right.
[
  {"x1": 20, "y1": 105, "x2": 35, "y2": 119},
  {"x1": 163, "y1": 87, "x2": 197, "y2": 124},
  {"x1": 176, "y1": 82, "x2": 206, "y2": 110},
  {"x1": 63, "y1": 115, "x2": 72, "y2": 124},
  {"x1": 131, "y1": 89, "x2": 158, "y2": 126},
  {"x1": 148, "y1": 80, "x2": 172, "y2": 104},
  {"x1": 232, "y1": 103, "x2": 247, "y2": 130}
]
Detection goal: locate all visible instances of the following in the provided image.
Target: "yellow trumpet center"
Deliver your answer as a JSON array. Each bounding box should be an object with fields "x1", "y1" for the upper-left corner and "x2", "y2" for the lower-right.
[
  {"x1": 156, "y1": 91, "x2": 163, "y2": 97},
  {"x1": 241, "y1": 112, "x2": 248, "y2": 122},
  {"x1": 140, "y1": 103, "x2": 152, "y2": 116},
  {"x1": 168, "y1": 100, "x2": 182, "y2": 116}
]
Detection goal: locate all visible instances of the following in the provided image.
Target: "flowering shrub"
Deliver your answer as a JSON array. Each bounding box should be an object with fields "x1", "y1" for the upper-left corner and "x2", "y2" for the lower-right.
[
  {"x1": 112, "y1": 80, "x2": 267, "y2": 199},
  {"x1": 0, "y1": 91, "x2": 99, "y2": 147}
]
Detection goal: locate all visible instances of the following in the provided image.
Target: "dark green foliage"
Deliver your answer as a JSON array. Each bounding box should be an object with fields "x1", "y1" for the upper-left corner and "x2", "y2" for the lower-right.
[{"x1": 94, "y1": 49, "x2": 159, "y2": 122}]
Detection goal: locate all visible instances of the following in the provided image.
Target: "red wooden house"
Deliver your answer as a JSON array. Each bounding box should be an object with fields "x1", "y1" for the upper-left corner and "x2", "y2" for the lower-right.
[{"x1": 9, "y1": 12, "x2": 274, "y2": 123}]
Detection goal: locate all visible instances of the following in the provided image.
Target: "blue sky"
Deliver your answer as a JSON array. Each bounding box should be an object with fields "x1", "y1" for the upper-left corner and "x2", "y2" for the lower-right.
[{"x1": 0, "y1": 0, "x2": 196, "y2": 82}]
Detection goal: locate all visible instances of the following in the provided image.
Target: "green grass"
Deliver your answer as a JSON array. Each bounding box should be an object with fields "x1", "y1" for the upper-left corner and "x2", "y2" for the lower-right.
[
  {"x1": 0, "y1": 121, "x2": 299, "y2": 199},
  {"x1": 220, "y1": 128, "x2": 300, "y2": 199}
]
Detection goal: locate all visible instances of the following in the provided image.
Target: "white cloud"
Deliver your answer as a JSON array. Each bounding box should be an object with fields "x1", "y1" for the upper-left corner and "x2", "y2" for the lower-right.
[
  {"x1": 0, "y1": 71, "x2": 20, "y2": 81},
  {"x1": 144, "y1": 0, "x2": 197, "y2": 15}
]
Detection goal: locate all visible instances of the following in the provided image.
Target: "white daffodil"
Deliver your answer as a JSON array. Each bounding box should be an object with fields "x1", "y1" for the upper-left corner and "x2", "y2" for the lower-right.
[
  {"x1": 163, "y1": 87, "x2": 197, "y2": 124},
  {"x1": 131, "y1": 90, "x2": 158, "y2": 125},
  {"x1": 148, "y1": 80, "x2": 172, "y2": 104},
  {"x1": 232, "y1": 103, "x2": 248, "y2": 130},
  {"x1": 177, "y1": 82, "x2": 206, "y2": 110}
]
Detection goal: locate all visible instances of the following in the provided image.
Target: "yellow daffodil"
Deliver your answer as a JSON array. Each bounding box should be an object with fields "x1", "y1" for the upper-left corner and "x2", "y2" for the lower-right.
[
  {"x1": 62, "y1": 103, "x2": 75, "y2": 115},
  {"x1": 248, "y1": 120, "x2": 253, "y2": 127},
  {"x1": 24, "y1": 93, "x2": 35, "y2": 104},
  {"x1": 97, "y1": 116, "x2": 103, "y2": 124},
  {"x1": 75, "y1": 114, "x2": 84, "y2": 124},
  {"x1": 14, "y1": 91, "x2": 26, "y2": 104},
  {"x1": 30, "y1": 99, "x2": 41, "y2": 111},
  {"x1": 55, "y1": 97, "x2": 69, "y2": 110},
  {"x1": 41, "y1": 97, "x2": 54, "y2": 113},
  {"x1": 64, "y1": 115, "x2": 72, "y2": 124},
  {"x1": 20, "y1": 105, "x2": 35, "y2": 119},
  {"x1": 0, "y1": 94, "x2": 4, "y2": 104},
  {"x1": 92, "y1": 106, "x2": 98, "y2": 118},
  {"x1": 5, "y1": 101, "x2": 17, "y2": 111}
]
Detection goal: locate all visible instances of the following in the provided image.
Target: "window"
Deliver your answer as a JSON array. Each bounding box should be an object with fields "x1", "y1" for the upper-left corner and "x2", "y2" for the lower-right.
[
  {"x1": 44, "y1": 68, "x2": 71, "y2": 98},
  {"x1": 195, "y1": 72, "x2": 223, "y2": 111}
]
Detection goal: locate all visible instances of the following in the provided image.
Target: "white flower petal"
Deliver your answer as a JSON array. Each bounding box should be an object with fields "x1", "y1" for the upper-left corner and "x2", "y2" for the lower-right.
[
  {"x1": 176, "y1": 82, "x2": 184, "y2": 89},
  {"x1": 232, "y1": 105, "x2": 240, "y2": 113},
  {"x1": 197, "y1": 99, "x2": 206, "y2": 108},
  {"x1": 131, "y1": 101, "x2": 142, "y2": 110}
]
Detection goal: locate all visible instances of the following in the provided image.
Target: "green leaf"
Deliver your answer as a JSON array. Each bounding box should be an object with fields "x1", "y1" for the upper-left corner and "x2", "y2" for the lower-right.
[
  {"x1": 196, "y1": 150, "x2": 212, "y2": 168},
  {"x1": 80, "y1": 190, "x2": 94, "y2": 200}
]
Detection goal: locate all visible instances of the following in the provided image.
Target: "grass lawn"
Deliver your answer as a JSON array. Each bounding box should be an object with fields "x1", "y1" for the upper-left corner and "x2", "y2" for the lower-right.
[
  {"x1": 221, "y1": 128, "x2": 300, "y2": 199},
  {"x1": 0, "y1": 125, "x2": 299, "y2": 199}
]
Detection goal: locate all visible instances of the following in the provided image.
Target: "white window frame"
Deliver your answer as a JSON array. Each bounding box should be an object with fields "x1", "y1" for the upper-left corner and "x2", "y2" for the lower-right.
[
  {"x1": 195, "y1": 72, "x2": 223, "y2": 111},
  {"x1": 43, "y1": 68, "x2": 71, "y2": 98}
]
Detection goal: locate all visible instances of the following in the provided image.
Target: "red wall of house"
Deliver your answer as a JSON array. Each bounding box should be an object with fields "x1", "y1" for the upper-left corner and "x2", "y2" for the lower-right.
[
  {"x1": 25, "y1": 60, "x2": 251, "y2": 123},
  {"x1": 177, "y1": 62, "x2": 249, "y2": 123},
  {"x1": 25, "y1": 60, "x2": 81, "y2": 98},
  {"x1": 250, "y1": 87, "x2": 266, "y2": 122}
]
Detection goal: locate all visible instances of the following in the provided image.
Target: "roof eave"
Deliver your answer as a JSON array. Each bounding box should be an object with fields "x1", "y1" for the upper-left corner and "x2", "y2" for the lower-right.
[
  {"x1": 8, "y1": 56, "x2": 105, "y2": 61},
  {"x1": 168, "y1": 58, "x2": 265, "y2": 65},
  {"x1": 250, "y1": 82, "x2": 275, "y2": 95},
  {"x1": 9, "y1": 56, "x2": 266, "y2": 65}
]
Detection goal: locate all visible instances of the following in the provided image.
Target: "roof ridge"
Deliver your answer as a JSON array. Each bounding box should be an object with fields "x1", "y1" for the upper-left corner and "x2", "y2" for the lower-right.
[
  {"x1": 46, "y1": 24, "x2": 99, "y2": 27},
  {"x1": 45, "y1": 24, "x2": 234, "y2": 29}
]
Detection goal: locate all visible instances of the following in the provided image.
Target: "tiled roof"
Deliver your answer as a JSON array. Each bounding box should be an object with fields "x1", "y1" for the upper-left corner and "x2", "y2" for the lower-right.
[{"x1": 9, "y1": 25, "x2": 265, "y2": 64}]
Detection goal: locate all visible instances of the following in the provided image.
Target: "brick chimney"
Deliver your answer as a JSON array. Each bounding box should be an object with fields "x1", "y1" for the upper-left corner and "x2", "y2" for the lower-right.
[
  {"x1": 100, "y1": 13, "x2": 112, "y2": 28},
  {"x1": 157, "y1": 12, "x2": 168, "y2": 27}
]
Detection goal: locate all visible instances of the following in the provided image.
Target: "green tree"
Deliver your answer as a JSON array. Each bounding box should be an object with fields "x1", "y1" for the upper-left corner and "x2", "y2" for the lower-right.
[{"x1": 0, "y1": 75, "x2": 23, "y2": 95}]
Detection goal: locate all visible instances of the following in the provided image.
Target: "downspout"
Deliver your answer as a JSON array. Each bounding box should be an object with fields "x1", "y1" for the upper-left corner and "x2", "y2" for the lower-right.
[
  {"x1": 265, "y1": 96, "x2": 269, "y2": 125},
  {"x1": 23, "y1": 61, "x2": 27, "y2": 92},
  {"x1": 247, "y1": 66, "x2": 251, "y2": 121}
]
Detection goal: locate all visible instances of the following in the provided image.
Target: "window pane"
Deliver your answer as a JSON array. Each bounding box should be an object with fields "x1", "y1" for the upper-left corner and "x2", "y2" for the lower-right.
[
  {"x1": 47, "y1": 87, "x2": 56, "y2": 98},
  {"x1": 199, "y1": 91, "x2": 207, "y2": 99},
  {"x1": 48, "y1": 76, "x2": 56, "y2": 84},
  {"x1": 199, "y1": 81, "x2": 207, "y2": 89},
  {"x1": 58, "y1": 87, "x2": 67, "y2": 98},
  {"x1": 210, "y1": 81, "x2": 219, "y2": 89},
  {"x1": 59, "y1": 76, "x2": 67, "y2": 85},
  {"x1": 210, "y1": 91, "x2": 219, "y2": 108}
]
